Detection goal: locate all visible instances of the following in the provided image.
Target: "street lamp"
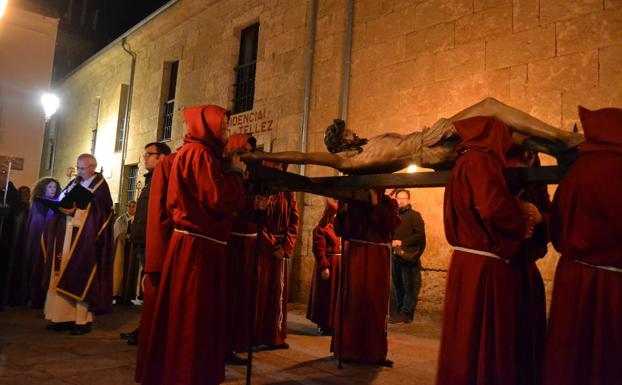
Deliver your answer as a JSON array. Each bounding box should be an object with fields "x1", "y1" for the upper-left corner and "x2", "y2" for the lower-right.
[{"x1": 41, "y1": 92, "x2": 60, "y2": 121}]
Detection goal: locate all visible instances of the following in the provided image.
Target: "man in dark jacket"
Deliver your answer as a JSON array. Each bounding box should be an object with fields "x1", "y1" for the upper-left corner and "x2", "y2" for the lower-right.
[
  {"x1": 121, "y1": 142, "x2": 171, "y2": 345},
  {"x1": 390, "y1": 189, "x2": 426, "y2": 324}
]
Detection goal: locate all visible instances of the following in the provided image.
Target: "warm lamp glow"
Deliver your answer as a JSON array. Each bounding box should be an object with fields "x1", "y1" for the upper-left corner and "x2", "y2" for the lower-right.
[
  {"x1": 41, "y1": 92, "x2": 60, "y2": 121},
  {"x1": 407, "y1": 164, "x2": 418, "y2": 173},
  {"x1": 0, "y1": 0, "x2": 8, "y2": 18}
]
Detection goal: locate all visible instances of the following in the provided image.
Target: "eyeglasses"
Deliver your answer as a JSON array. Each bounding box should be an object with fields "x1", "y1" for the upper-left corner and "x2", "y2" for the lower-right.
[{"x1": 143, "y1": 152, "x2": 161, "y2": 158}]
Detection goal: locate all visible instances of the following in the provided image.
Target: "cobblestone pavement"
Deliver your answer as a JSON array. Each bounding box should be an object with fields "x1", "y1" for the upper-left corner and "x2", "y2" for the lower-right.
[{"x1": 0, "y1": 305, "x2": 441, "y2": 385}]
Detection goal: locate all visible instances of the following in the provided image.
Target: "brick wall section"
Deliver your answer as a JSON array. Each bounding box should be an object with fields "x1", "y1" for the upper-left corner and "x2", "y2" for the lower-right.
[
  {"x1": 337, "y1": 0, "x2": 622, "y2": 316},
  {"x1": 52, "y1": 0, "x2": 622, "y2": 317}
]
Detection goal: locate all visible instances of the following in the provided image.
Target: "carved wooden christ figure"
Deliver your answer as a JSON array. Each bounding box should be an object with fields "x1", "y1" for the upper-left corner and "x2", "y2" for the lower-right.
[{"x1": 241, "y1": 98, "x2": 584, "y2": 174}]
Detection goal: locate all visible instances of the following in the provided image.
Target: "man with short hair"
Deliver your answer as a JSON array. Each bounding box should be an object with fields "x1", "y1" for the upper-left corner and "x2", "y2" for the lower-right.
[
  {"x1": 122, "y1": 142, "x2": 171, "y2": 345},
  {"x1": 43, "y1": 153, "x2": 114, "y2": 335},
  {"x1": 390, "y1": 189, "x2": 426, "y2": 324}
]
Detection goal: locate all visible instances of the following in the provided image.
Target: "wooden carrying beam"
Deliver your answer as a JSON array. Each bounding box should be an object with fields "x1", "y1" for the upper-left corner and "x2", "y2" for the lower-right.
[{"x1": 247, "y1": 164, "x2": 567, "y2": 200}]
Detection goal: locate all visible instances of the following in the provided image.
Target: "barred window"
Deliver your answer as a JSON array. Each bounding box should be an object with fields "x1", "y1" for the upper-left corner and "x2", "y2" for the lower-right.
[
  {"x1": 233, "y1": 23, "x2": 259, "y2": 114},
  {"x1": 126, "y1": 165, "x2": 139, "y2": 203},
  {"x1": 160, "y1": 61, "x2": 178, "y2": 141}
]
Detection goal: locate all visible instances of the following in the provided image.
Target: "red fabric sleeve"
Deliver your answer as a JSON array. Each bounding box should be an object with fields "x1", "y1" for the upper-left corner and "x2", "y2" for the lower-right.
[
  {"x1": 282, "y1": 193, "x2": 299, "y2": 257},
  {"x1": 312, "y1": 227, "x2": 330, "y2": 269},
  {"x1": 187, "y1": 146, "x2": 245, "y2": 214},
  {"x1": 370, "y1": 196, "x2": 400, "y2": 234},
  {"x1": 145, "y1": 156, "x2": 173, "y2": 274},
  {"x1": 468, "y1": 155, "x2": 526, "y2": 240}
]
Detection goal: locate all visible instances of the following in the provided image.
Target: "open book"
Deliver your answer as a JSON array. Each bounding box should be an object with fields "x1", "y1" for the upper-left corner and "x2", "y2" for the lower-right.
[{"x1": 37, "y1": 183, "x2": 94, "y2": 212}]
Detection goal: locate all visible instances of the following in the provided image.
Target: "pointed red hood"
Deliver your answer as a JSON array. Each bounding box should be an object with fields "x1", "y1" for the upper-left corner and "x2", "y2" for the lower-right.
[
  {"x1": 319, "y1": 199, "x2": 338, "y2": 226},
  {"x1": 455, "y1": 116, "x2": 514, "y2": 167},
  {"x1": 224, "y1": 133, "x2": 254, "y2": 156},
  {"x1": 578, "y1": 106, "x2": 622, "y2": 155},
  {"x1": 182, "y1": 105, "x2": 229, "y2": 154}
]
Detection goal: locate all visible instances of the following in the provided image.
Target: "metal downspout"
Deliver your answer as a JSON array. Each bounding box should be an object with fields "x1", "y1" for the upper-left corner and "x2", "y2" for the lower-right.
[
  {"x1": 340, "y1": 0, "x2": 355, "y2": 121},
  {"x1": 118, "y1": 37, "x2": 137, "y2": 205},
  {"x1": 299, "y1": 0, "x2": 318, "y2": 177}
]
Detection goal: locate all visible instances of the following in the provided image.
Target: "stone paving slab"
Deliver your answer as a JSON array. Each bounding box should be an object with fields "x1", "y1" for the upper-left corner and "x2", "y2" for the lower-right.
[{"x1": 0, "y1": 306, "x2": 441, "y2": 385}]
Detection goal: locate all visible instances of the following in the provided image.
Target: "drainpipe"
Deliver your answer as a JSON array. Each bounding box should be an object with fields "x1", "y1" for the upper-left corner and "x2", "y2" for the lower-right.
[
  {"x1": 117, "y1": 37, "x2": 137, "y2": 205},
  {"x1": 340, "y1": 0, "x2": 355, "y2": 121},
  {"x1": 299, "y1": 0, "x2": 318, "y2": 177}
]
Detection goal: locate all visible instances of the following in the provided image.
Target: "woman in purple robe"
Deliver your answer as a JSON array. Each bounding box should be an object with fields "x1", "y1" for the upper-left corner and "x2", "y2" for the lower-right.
[{"x1": 26, "y1": 178, "x2": 60, "y2": 308}]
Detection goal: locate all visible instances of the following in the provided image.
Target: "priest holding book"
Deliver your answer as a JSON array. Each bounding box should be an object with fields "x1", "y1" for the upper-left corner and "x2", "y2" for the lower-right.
[{"x1": 42, "y1": 153, "x2": 114, "y2": 335}]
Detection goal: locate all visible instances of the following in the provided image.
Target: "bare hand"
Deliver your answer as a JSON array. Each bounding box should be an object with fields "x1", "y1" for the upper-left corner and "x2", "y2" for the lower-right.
[
  {"x1": 321, "y1": 268, "x2": 330, "y2": 280},
  {"x1": 520, "y1": 202, "x2": 543, "y2": 239},
  {"x1": 230, "y1": 153, "x2": 247, "y2": 173},
  {"x1": 338, "y1": 202, "x2": 348, "y2": 213},
  {"x1": 391, "y1": 240, "x2": 402, "y2": 247},
  {"x1": 274, "y1": 248, "x2": 285, "y2": 260},
  {"x1": 369, "y1": 189, "x2": 379, "y2": 206},
  {"x1": 59, "y1": 203, "x2": 77, "y2": 216},
  {"x1": 254, "y1": 195, "x2": 268, "y2": 210}
]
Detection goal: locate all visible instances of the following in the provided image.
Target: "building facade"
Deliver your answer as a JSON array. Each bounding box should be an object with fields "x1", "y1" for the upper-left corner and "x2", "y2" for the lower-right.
[
  {"x1": 0, "y1": 4, "x2": 58, "y2": 188},
  {"x1": 42, "y1": 0, "x2": 622, "y2": 315}
]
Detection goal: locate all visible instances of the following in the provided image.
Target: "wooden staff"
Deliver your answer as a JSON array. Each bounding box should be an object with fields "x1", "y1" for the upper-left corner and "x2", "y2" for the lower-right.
[{"x1": 246, "y1": 205, "x2": 265, "y2": 385}]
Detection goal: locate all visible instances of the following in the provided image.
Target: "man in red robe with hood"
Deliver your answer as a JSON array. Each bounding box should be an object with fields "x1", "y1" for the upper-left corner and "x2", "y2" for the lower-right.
[
  {"x1": 222, "y1": 134, "x2": 263, "y2": 359},
  {"x1": 135, "y1": 151, "x2": 175, "y2": 382},
  {"x1": 307, "y1": 199, "x2": 341, "y2": 335},
  {"x1": 331, "y1": 189, "x2": 400, "y2": 366},
  {"x1": 139, "y1": 105, "x2": 246, "y2": 385},
  {"x1": 255, "y1": 162, "x2": 299, "y2": 349},
  {"x1": 438, "y1": 116, "x2": 543, "y2": 385},
  {"x1": 544, "y1": 106, "x2": 622, "y2": 385}
]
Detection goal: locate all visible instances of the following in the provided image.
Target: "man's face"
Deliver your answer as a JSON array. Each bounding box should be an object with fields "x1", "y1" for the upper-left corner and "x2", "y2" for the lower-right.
[
  {"x1": 76, "y1": 159, "x2": 95, "y2": 180},
  {"x1": 143, "y1": 145, "x2": 165, "y2": 171},
  {"x1": 127, "y1": 202, "x2": 136, "y2": 216},
  {"x1": 396, "y1": 191, "x2": 410, "y2": 208}
]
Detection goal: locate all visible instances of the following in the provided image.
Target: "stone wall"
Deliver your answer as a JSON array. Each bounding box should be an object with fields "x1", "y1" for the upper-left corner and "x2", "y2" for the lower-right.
[
  {"x1": 50, "y1": 0, "x2": 622, "y2": 317},
  {"x1": 0, "y1": 6, "x2": 58, "y2": 188}
]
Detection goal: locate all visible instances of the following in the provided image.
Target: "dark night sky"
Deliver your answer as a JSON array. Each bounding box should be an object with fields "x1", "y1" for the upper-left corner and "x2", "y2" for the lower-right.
[{"x1": 15, "y1": 0, "x2": 172, "y2": 78}]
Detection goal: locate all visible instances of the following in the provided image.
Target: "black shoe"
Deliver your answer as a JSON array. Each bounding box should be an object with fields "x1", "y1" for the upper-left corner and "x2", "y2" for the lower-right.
[
  {"x1": 46, "y1": 322, "x2": 75, "y2": 332},
  {"x1": 70, "y1": 323, "x2": 92, "y2": 336},
  {"x1": 389, "y1": 314, "x2": 409, "y2": 324},
  {"x1": 225, "y1": 351, "x2": 249, "y2": 366},
  {"x1": 120, "y1": 328, "x2": 139, "y2": 340},
  {"x1": 270, "y1": 343, "x2": 289, "y2": 350},
  {"x1": 378, "y1": 359, "x2": 394, "y2": 368},
  {"x1": 127, "y1": 334, "x2": 138, "y2": 346}
]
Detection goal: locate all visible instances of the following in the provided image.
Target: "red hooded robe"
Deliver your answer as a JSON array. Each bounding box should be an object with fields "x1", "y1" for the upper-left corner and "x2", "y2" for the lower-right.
[
  {"x1": 223, "y1": 134, "x2": 259, "y2": 352},
  {"x1": 438, "y1": 116, "x2": 537, "y2": 385},
  {"x1": 139, "y1": 105, "x2": 245, "y2": 385},
  {"x1": 331, "y1": 191, "x2": 400, "y2": 363},
  {"x1": 135, "y1": 152, "x2": 175, "y2": 383},
  {"x1": 544, "y1": 107, "x2": 622, "y2": 385},
  {"x1": 306, "y1": 199, "x2": 341, "y2": 331},
  {"x1": 254, "y1": 170, "x2": 299, "y2": 347}
]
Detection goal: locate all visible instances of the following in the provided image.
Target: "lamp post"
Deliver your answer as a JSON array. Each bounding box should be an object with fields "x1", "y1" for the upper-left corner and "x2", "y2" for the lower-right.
[
  {"x1": 41, "y1": 92, "x2": 60, "y2": 176},
  {"x1": 41, "y1": 92, "x2": 60, "y2": 122}
]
